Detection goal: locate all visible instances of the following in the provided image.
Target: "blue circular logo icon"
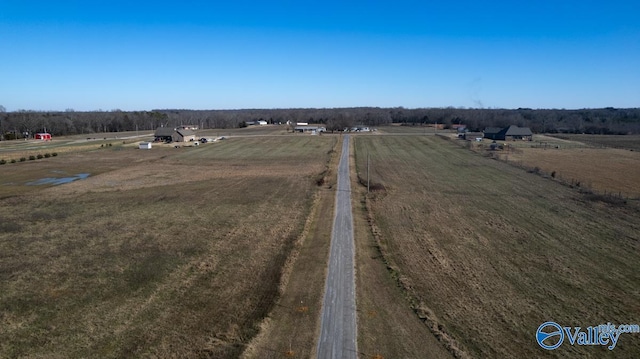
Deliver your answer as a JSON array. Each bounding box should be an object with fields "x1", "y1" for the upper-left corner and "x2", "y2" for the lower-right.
[{"x1": 537, "y1": 321, "x2": 564, "y2": 350}]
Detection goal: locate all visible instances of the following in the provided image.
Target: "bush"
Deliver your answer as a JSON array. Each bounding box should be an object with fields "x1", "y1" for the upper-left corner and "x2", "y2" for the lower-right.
[
  {"x1": 44, "y1": 153, "x2": 51, "y2": 158},
  {"x1": 20, "y1": 157, "x2": 26, "y2": 162},
  {"x1": 0, "y1": 159, "x2": 6, "y2": 165},
  {"x1": 36, "y1": 154, "x2": 44, "y2": 159},
  {"x1": 52, "y1": 152, "x2": 58, "y2": 157},
  {"x1": 11, "y1": 159, "x2": 16, "y2": 163},
  {"x1": 29, "y1": 155, "x2": 36, "y2": 161}
]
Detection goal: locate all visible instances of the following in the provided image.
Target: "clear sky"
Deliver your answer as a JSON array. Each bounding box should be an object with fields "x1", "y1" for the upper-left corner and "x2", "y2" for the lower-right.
[{"x1": 1, "y1": 1, "x2": 639, "y2": 111}]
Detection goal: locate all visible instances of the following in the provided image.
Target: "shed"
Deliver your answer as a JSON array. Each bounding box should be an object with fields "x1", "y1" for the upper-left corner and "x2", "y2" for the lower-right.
[
  {"x1": 139, "y1": 142, "x2": 152, "y2": 149},
  {"x1": 175, "y1": 129, "x2": 196, "y2": 142},
  {"x1": 35, "y1": 133, "x2": 52, "y2": 140}
]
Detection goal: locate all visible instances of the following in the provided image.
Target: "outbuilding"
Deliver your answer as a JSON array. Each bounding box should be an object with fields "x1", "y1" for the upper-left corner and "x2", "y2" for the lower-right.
[
  {"x1": 35, "y1": 133, "x2": 52, "y2": 140},
  {"x1": 153, "y1": 127, "x2": 197, "y2": 142},
  {"x1": 139, "y1": 142, "x2": 152, "y2": 149}
]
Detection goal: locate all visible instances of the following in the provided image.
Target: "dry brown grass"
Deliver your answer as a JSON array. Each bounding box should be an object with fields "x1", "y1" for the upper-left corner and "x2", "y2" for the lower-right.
[
  {"x1": 353, "y1": 135, "x2": 640, "y2": 358},
  {"x1": 351, "y1": 137, "x2": 454, "y2": 359},
  {"x1": 0, "y1": 136, "x2": 336, "y2": 358},
  {"x1": 241, "y1": 137, "x2": 340, "y2": 359},
  {"x1": 499, "y1": 146, "x2": 640, "y2": 199}
]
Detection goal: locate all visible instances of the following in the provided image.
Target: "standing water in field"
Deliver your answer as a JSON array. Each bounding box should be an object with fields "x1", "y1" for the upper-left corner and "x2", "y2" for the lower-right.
[{"x1": 26, "y1": 173, "x2": 90, "y2": 186}]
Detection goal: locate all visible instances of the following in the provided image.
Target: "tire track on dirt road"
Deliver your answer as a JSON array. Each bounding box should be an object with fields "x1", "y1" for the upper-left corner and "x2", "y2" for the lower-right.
[{"x1": 316, "y1": 135, "x2": 358, "y2": 359}]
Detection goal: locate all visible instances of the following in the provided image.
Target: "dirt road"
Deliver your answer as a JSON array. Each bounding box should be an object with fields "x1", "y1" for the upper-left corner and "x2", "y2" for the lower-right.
[{"x1": 316, "y1": 135, "x2": 358, "y2": 359}]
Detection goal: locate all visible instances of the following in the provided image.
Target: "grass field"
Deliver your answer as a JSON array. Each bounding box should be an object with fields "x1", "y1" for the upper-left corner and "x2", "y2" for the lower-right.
[
  {"x1": 549, "y1": 134, "x2": 640, "y2": 151},
  {"x1": 0, "y1": 135, "x2": 336, "y2": 358},
  {"x1": 460, "y1": 134, "x2": 640, "y2": 199},
  {"x1": 242, "y1": 137, "x2": 340, "y2": 359},
  {"x1": 353, "y1": 135, "x2": 640, "y2": 358}
]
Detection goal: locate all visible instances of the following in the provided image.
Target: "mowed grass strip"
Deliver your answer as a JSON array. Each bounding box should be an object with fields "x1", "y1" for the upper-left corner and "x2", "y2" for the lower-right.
[
  {"x1": 353, "y1": 135, "x2": 640, "y2": 358},
  {"x1": 0, "y1": 136, "x2": 336, "y2": 358}
]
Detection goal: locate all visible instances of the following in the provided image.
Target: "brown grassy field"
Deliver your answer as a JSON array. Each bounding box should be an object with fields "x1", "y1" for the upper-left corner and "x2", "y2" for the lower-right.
[
  {"x1": 0, "y1": 135, "x2": 336, "y2": 358},
  {"x1": 351, "y1": 137, "x2": 454, "y2": 359},
  {"x1": 549, "y1": 134, "x2": 640, "y2": 151},
  {"x1": 504, "y1": 147, "x2": 640, "y2": 199},
  {"x1": 353, "y1": 135, "x2": 640, "y2": 358},
  {"x1": 242, "y1": 138, "x2": 340, "y2": 359},
  {"x1": 462, "y1": 134, "x2": 640, "y2": 199}
]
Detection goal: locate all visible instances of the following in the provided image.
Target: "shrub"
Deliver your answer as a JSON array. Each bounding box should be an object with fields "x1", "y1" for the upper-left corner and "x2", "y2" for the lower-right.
[
  {"x1": 0, "y1": 159, "x2": 6, "y2": 165},
  {"x1": 36, "y1": 154, "x2": 44, "y2": 159},
  {"x1": 20, "y1": 157, "x2": 26, "y2": 162},
  {"x1": 29, "y1": 155, "x2": 36, "y2": 161},
  {"x1": 44, "y1": 153, "x2": 51, "y2": 158},
  {"x1": 11, "y1": 159, "x2": 16, "y2": 163},
  {"x1": 52, "y1": 152, "x2": 58, "y2": 157}
]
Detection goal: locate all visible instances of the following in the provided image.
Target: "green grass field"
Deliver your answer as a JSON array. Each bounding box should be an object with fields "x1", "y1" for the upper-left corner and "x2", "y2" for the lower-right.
[
  {"x1": 353, "y1": 135, "x2": 640, "y2": 358},
  {"x1": 0, "y1": 135, "x2": 336, "y2": 358}
]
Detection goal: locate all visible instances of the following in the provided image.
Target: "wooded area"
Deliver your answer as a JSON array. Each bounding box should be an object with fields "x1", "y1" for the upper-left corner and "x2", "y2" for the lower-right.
[{"x1": 1, "y1": 107, "x2": 639, "y2": 138}]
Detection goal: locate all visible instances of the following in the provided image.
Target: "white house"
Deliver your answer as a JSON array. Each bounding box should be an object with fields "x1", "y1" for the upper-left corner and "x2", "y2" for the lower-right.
[{"x1": 139, "y1": 142, "x2": 152, "y2": 149}]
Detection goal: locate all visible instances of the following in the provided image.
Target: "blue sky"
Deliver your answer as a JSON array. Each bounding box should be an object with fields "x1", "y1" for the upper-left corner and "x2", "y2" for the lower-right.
[{"x1": 1, "y1": 1, "x2": 639, "y2": 111}]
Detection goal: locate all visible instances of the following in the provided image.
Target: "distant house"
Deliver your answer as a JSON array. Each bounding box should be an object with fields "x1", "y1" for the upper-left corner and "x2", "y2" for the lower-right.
[
  {"x1": 351, "y1": 125, "x2": 370, "y2": 132},
  {"x1": 138, "y1": 142, "x2": 152, "y2": 149},
  {"x1": 154, "y1": 127, "x2": 175, "y2": 142},
  {"x1": 483, "y1": 125, "x2": 533, "y2": 141},
  {"x1": 154, "y1": 127, "x2": 197, "y2": 142},
  {"x1": 295, "y1": 126, "x2": 326, "y2": 133},
  {"x1": 35, "y1": 133, "x2": 52, "y2": 140},
  {"x1": 452, "y1": 124, "x2": 467, "y2": 133},
  {"x1": 257, "y1": 120, "x2": 268, "y2": 125},
  {"x1": 483, "y1": 127, "x2": 504, "y2": 140}
]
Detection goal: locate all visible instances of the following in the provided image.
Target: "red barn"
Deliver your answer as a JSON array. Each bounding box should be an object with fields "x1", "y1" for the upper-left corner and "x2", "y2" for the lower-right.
[{"x1": 35, "y1": 133, "x2": 52, "y2": 140}]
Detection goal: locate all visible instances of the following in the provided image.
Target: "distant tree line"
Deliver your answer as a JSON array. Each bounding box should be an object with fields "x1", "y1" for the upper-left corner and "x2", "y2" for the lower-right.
[{"x1": 1, "y1": 107, "x2": 639, "y2": 139}]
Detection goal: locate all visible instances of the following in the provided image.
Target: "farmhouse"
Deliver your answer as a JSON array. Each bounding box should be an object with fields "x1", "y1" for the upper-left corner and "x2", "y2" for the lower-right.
[
  {"x1": 483, "y1": 127, "x2": 504, "y2": 140},
  {"x1": 154, "y1": 127, "x2": 175, "y2": 142},
  {"x1": 483, "y1": 125, "x2": 533, "y2": 141},
  {"x1": 35, "y1": 133, "x2": 52, "y2": 140},
  {"x1": 154, "y1": 127, "x2": 197, "y2": 142}
]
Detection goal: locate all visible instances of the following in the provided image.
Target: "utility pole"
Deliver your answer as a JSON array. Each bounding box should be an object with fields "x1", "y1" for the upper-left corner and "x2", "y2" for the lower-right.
[{"x1": 367, "y1": 152, "x2": 370, "y2": 194}]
